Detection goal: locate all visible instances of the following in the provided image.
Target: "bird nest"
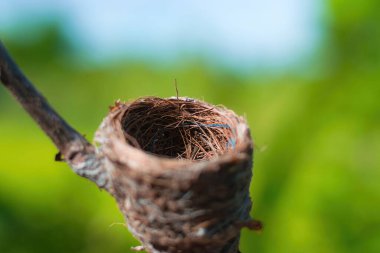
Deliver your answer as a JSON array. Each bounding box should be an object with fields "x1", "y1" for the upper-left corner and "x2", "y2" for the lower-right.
[{"x1": 95, "y1": 96, "x2": 256, "y2": 253}]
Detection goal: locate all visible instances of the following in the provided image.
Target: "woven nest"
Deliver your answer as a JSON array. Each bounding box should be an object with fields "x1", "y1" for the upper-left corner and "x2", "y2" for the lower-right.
[{"x1": 95, "y1": 97, "x2": 256, "y2": 253}]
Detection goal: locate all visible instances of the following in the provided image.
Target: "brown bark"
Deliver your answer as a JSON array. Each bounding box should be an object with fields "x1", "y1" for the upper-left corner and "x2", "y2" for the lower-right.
[
  {"x1": 0, "y1": 41, "x2": 110, "y2": 189},
  {"x1": 0, "y1": 41, "x2": 258, "y2": 253}
]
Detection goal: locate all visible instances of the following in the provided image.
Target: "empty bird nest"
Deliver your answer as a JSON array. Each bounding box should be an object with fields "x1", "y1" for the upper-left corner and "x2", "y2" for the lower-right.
[
  {"x1": 94, "y1": 96, "x2": 254, "y2": 253},
  {"x1": 118, "y1": 97, "x2": 242, "y2": 161}
]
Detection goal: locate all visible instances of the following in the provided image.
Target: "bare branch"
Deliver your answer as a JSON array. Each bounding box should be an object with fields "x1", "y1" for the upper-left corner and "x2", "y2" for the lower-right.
[{"x1": 0, "y1": 41, "x2": 109, "y2": 190}]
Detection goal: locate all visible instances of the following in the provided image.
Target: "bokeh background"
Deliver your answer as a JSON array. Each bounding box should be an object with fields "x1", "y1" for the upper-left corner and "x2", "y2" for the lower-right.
[{"x1": 0, "y1": 1, "x2": 379, "y2": 252}]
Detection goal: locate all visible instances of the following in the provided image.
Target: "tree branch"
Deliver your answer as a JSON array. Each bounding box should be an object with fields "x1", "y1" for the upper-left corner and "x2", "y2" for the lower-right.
[{"x1": 0, "y1": 41, "x2": 109, "y2": 190}]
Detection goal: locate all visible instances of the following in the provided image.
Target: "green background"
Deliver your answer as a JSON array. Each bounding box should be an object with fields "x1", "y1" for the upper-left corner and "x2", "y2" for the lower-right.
[{"x1": 1, "y1": 1, "x2": 379, "y2": 252}]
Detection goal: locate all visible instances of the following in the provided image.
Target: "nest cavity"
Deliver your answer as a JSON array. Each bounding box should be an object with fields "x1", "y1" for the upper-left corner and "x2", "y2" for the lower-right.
[{"x1": 121, "y1": 97, "x2": 236, "y2": 160}]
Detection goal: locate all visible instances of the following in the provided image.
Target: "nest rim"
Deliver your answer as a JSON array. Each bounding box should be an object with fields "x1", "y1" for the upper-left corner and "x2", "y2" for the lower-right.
[{"x1": 96, "y1": 96, "x2": 252, "y2": 173}]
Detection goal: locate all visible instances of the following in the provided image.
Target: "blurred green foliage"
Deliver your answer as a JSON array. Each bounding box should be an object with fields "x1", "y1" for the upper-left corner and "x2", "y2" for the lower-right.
[{"x1": 1, "y1": 1, "x2": 379, "y2": 252}]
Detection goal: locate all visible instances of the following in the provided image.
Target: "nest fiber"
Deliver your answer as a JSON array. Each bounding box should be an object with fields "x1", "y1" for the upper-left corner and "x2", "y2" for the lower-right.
[
  {"x1": 95, "y1": 97, "x2": 255, "y2": 253},
  {"x1": 122, "y1": 97, "x2": 237, "y2": 160}
]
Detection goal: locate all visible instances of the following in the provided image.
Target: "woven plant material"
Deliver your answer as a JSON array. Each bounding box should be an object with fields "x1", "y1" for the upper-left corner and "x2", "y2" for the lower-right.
[{"x1": 95, "y1": 97, "x2": 255, "y2": 253}]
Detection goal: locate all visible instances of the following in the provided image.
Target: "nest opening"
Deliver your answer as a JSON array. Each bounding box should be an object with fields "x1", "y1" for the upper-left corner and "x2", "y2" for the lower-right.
[{"x1": 121, "y1": 97, "x2": 237, "y2": 160}]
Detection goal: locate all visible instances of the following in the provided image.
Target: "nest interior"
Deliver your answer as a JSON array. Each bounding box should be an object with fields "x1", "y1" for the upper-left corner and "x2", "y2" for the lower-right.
[{"x1": 121, "y1": 97, "x2": 238, "y2": 161}]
